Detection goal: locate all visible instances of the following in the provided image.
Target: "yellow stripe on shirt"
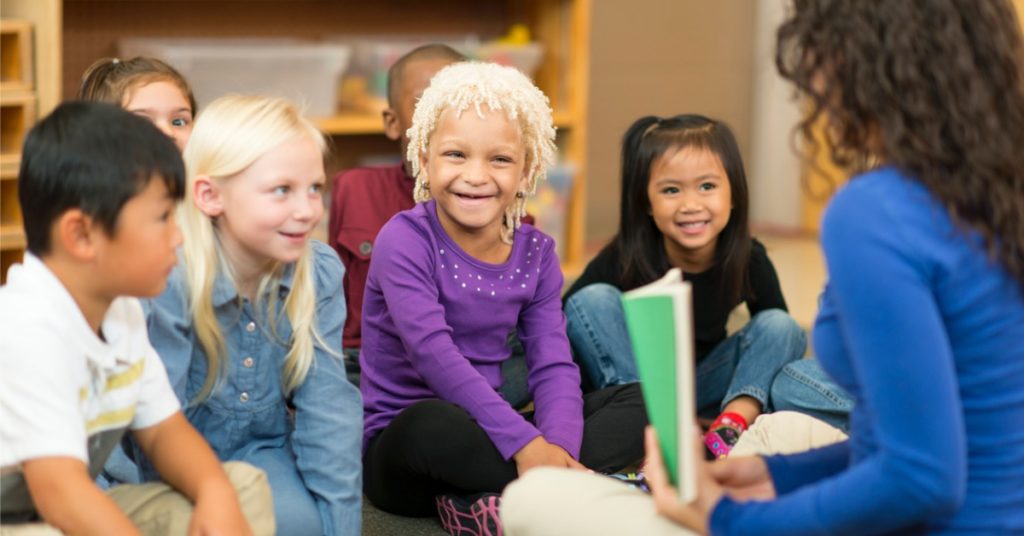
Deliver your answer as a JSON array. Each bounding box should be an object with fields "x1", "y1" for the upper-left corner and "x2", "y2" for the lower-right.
[
  {"x1": 104, "y1": 359, "x2": 145, "y2": 391},
  {"x1": 85, "y1": 406, "x2": 136, "y2": 435}
]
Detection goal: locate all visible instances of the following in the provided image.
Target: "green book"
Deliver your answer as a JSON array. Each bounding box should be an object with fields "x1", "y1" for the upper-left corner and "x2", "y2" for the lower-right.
[{"x1": 621, "y1": 268, "x2": 697, "y2": 502}]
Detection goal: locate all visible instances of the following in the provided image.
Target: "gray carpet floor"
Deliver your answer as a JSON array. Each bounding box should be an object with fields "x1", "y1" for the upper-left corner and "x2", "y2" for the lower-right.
[{"x1": 362, "y1": 497, "x2": 448, "y2": 536}]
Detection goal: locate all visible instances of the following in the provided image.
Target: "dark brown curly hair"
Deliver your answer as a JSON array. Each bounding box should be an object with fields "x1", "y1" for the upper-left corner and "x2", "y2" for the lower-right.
[{"x1": 776, "y1": 0, "x2": 1024, "y2": 287}]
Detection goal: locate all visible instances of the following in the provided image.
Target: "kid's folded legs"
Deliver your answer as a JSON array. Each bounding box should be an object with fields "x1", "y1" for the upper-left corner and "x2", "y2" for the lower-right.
[{"x1": 363, "y1": 384, "x2": 647, "y2": 530}]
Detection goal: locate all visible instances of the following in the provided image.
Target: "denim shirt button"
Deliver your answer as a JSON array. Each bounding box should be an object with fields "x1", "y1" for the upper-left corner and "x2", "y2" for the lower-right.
[
  {"x1": 240, "y1": 392, "x2": 249, "y2": 402},
  {"x1": 245, "y1": 321, "x2": 256, "y2": 333},
  {"x1": 243, "y1": 357, "x2": 254, "y2": 368}
]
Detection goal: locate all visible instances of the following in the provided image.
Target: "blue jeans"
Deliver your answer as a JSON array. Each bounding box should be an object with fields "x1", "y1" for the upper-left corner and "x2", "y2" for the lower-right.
[
  {"x1": 771, "y1": 358, "x2": 853, "y2": 431},
  {"x1": 565, "y1": 283, "x2": 806, "y2": 415}
]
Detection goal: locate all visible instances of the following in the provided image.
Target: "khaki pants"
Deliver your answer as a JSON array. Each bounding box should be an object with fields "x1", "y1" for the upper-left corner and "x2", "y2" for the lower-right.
[
  {"x1": 731, "y1": 410, "x2": 848, "y2": 457},
  {"x1": 502, "y1": 412, "x2": 847, "y2": 536},
  {"x1": 1, "y1": 462, "x2": 275, "y2": 536}
]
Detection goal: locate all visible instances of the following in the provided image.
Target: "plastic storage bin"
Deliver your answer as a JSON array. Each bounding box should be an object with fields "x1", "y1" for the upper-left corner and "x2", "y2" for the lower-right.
[
  {"x1": 526, "y1": 163, "x2": 574, "y2": 259},
  {"x1": 343, "y1": 35, "x2": 479, "y2": 99},
  {"x1": 474, "y1": 42, "x2": 544, "y2": 77},
  {"x1": 119, "y1": 38, "x2": 352, "y2": 117}
]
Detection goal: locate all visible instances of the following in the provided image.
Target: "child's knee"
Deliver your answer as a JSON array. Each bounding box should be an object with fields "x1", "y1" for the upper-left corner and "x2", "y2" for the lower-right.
[
  {"x1": 566, "y1": 283, "x2": 622, "y2": 311},
  {"x1": 500, "y1": 468, "x2": 560, "y2": 532},
  {"x1": 393, "y1": 399, "x2": 467, "y2": 437},
  {"x1": 752, "y1": 308, "x2": 799, "y2": 331},
  {"x1": 222, "y1": 461, "x2": 275, "y2": 536},
  {"x1": 751, "y1": 309, "x2": 806, "y2": 347}
]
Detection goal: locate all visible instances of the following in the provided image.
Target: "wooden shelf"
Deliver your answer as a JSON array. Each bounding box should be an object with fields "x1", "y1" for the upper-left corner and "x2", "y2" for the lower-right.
[
  {"x1": 1, "y1": 91, "x2": 36, "y2": 156},
  {"x1": 313, "y1": 112, "x2": 393, "y2": 136},
  {"x1": 314, "y1": 109, "x2": 574, "y2": 136},
  {"x1": 0, "y1": 154, "x2": 19, "y2": 180},
  {"x1": 0, "y1": 20, "x2": 34, "y2": 94},
  {"x1": 0, "y1": 224, "x2": 25, "y2": 251},
  {"x1": 1, "y1": 0, "x2": 58, "y2": 284}
]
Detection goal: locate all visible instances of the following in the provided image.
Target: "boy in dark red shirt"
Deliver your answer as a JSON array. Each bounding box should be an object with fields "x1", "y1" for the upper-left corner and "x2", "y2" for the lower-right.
[{"x1": 329, "y1": 45, "x2": 465, "y2": 383}]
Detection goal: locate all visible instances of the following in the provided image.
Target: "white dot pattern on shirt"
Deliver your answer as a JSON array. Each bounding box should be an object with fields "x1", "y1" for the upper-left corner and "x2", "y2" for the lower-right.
[{"x1": 435, "y1": 235, "x2": 550, "y2": 298}]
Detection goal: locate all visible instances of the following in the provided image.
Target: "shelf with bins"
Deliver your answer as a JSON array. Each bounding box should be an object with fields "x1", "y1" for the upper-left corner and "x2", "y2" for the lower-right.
[{"x1": 62, "y1": 0, "x2": 590, "y2": 272}]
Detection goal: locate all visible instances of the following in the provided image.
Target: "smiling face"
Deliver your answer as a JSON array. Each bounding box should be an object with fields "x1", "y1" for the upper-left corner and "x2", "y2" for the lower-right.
[
  {"x1": 647, "y1": 146, "x2": 733, "y2": 272},
  {"x1": 421, "y1": 106, "x2": 527, "y2": 252},
  {"x1": 210, "y1": 134, "x2": 326, "y2": 270},
  {"x1": 123, "y1": 80, "x2": 194, "y2": 152}
]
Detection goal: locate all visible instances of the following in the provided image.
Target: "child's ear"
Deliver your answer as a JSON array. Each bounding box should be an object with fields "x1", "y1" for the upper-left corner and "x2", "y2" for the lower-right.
[
  {"x1": 418, "y1": 150, "x2": 430, "y2": 178},
  {"x1": 192, "y1": 174, "x2": 224, "y2": 217},
  {"x1": 55, "y1": 209, "x2": 100, "y2": 261},
  {"x1": 382, "y1": 108, "x2": 402, "y2": 141}
]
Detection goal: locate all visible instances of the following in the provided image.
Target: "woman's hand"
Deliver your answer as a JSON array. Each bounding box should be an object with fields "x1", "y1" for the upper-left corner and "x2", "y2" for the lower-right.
[
  {"x1": 513, "y1": 436, "x2": 586, "y2": 476},
  {"x1": 710, "y1": 455, "x2": 775, "y2": 501},
  {"x1": 645, "y1": 426, "x2": 724, "y2": 535}
]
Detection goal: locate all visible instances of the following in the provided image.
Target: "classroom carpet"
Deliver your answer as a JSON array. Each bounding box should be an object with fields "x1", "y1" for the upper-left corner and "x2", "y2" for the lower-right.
[{"x1": 362, "y1": 497, "x2": 448, "y2": 536}]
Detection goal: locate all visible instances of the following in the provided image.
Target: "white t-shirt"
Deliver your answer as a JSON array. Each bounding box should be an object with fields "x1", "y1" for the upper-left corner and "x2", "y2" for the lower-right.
[{"x1": 0, "y1": 254, "x2": 180, "y2": 521}]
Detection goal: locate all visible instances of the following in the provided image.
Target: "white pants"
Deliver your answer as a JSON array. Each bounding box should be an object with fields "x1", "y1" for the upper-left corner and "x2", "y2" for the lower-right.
[{"x1": 501, "y1": 412, "x2": 847, "y2": 536}]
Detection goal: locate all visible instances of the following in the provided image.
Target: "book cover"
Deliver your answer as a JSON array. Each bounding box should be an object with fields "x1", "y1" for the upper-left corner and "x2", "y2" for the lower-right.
[{"x1": 621, "y1": 267, "x2": 697, "y2": 502}]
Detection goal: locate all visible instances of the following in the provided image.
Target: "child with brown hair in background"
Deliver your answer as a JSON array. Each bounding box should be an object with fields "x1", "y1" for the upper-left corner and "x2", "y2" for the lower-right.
[{"x1": 79, "y1": 56, "x2": 196, "y2": 152}]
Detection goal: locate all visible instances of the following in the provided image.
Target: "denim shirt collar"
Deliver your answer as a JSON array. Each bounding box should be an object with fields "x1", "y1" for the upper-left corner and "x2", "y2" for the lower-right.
[{"x1": 210, "y1": 260, "x2": 296, "y2": 307}]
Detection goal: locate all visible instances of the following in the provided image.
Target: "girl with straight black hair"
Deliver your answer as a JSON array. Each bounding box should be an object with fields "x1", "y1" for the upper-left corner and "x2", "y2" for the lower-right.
[{"x1": 563, "y1": 114, "x2": 805, "y2": 457}]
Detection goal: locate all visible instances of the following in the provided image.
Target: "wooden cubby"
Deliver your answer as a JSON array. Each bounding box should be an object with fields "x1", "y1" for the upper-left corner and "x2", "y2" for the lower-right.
[
  {"x1": 61, "y1": 0, "x2": 591, "y2": 272},
  {"x1": 0, "y1": 92, "x2": 34, "y2": 159},
  {"x1": 1, "y1": 0, "x2": 60, "y2": 282},
  {"x1": 0, "y1": 91, "x2": 33, "y2": 277},
  {"x1": 0, "y1": 20, "x2": 33, "y2": 93}
]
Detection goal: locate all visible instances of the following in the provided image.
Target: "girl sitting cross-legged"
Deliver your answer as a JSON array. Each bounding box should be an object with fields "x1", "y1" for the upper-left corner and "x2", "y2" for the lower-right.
[{"x1": 360, "y1": 61, "x2": 647, "y2": 536}]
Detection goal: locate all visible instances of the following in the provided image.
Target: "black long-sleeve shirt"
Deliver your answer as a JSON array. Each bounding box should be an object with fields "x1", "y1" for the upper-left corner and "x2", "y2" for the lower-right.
[{"x1": 564, "y1": 238, "x2": 787, "y2": 361}]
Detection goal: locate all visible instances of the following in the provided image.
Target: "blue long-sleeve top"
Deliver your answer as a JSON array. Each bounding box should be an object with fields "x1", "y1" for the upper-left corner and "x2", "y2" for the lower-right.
[
  {"x1": 711, "y1": 167, "x2": 1024, "y2": 534},
  {"x1": 140, "y1": 241, "x2": 363, "y2": 535}
]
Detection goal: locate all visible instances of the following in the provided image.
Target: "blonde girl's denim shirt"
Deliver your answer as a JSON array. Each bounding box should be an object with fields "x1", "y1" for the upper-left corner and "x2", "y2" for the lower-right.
[{"x1": 139, "y1": 241, "x2": 363, "y2": 536}]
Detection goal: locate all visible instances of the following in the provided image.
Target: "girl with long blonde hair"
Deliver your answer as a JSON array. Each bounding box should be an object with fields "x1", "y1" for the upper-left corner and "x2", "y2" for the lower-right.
[{"x1": 135, "y1": 95, "x2": 362, "y2": 535}]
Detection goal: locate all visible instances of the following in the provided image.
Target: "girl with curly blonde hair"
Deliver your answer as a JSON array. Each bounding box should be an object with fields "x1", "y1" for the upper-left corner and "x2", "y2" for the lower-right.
[{"x1": 359, "y1": 62, "x2": 647, "y2": 535}]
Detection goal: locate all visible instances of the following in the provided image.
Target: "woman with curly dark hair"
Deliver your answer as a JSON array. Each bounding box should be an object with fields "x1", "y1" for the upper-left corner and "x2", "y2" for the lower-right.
[{"x1": 499, "y1": 1, "x2": 1024, "y2": 534}]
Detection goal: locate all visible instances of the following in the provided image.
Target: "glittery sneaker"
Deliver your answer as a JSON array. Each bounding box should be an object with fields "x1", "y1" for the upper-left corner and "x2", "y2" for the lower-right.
[{"x1": 435, "y1": 492, "x2": 503, "y2": 536}]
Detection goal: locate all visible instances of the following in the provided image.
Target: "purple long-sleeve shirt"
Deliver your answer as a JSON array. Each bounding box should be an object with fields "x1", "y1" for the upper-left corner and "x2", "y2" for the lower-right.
[{"x1": 360, "y1": 200, "x2": 584, "y2": 460}]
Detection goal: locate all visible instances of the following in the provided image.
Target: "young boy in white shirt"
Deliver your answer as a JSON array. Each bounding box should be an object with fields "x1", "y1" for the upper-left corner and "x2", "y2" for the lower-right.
[{"x1": 0, "y1": 101, "x2": 274, "y2": 535}]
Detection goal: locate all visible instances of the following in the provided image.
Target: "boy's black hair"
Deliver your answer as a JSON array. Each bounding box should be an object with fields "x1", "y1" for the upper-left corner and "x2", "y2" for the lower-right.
[
  {"x1": 18, "y1": 101, "x2": 185, "y2": 255},
  {"x1": 386, "y1": 44, "x2": 467, "y2": 108},
  {"x1": 613, "y1": 114, "x2": 752, "y2": 305}
]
